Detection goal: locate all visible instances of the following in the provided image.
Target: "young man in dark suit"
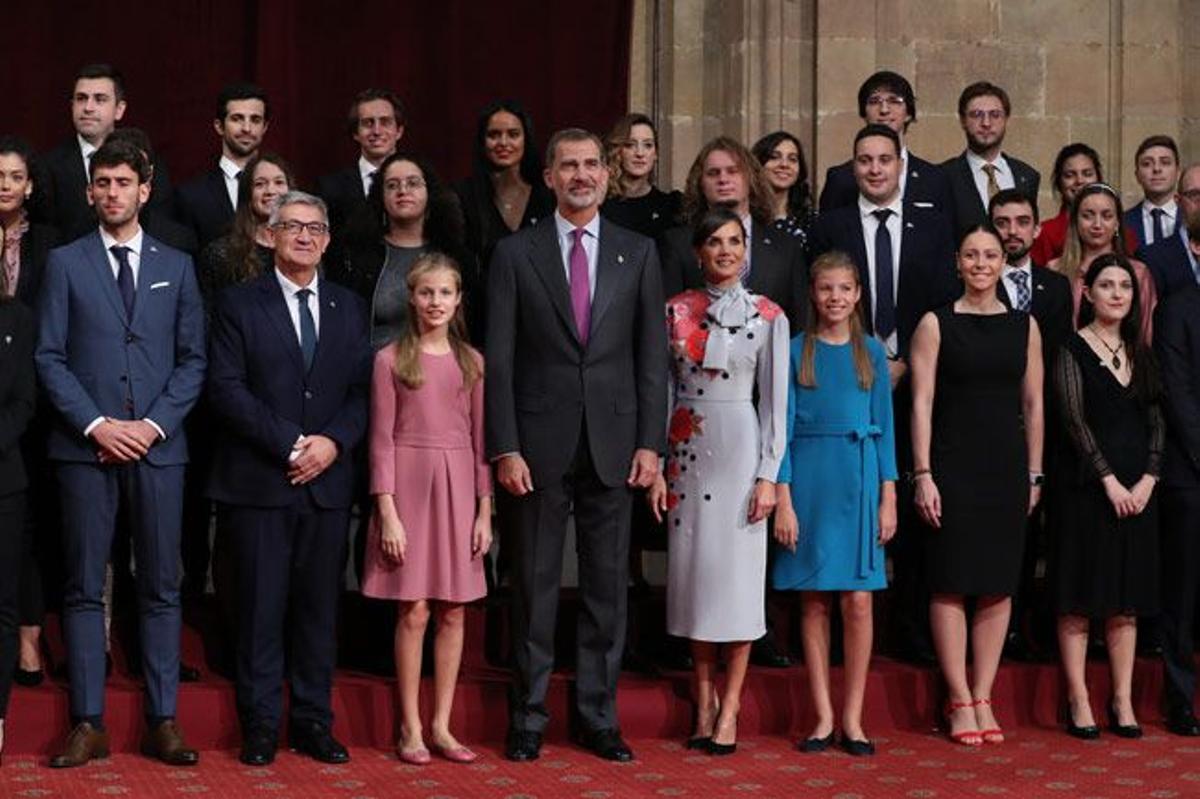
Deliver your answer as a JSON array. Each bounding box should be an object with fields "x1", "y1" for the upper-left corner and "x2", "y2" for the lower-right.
[
  {"x1": 206, "y1": 191, "x2": 369, "y2": 767},
  {"x1": 818, "y1": 71, "x2": 950, "y2": 214},
  {"x1": 989, "y1": 188, "x2": 1071, "y2": 661},
  {"x1": 487, "y1": 129, "x2": 667, "y2": 763},
  {"x1": 1140, "y1": 163, "x2": 1200, "y2": 300},
  {"x1": 1125, "y1": 135, "x2": 1182, "y2": 251},
  {"x1": 941, "y1": 82, "x2": 1040, "y2": 241},
  {"x1": 810, "y1": 123, "x2": 958, "y2": 665},
  {"x1": 35, "y1": 140, "x2": 206, "y2": 768},
  {"x1": 174, "y1": 83, "x2": 269, "y2": 250},
  {"x1": 317, "y1": 89, "x2": 404, "y2": 235}
]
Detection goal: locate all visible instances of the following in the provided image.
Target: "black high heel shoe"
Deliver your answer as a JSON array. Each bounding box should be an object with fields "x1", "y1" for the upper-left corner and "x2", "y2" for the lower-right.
[
  {"x1": 797, "y1": 730, "x2": 835, "y2": 753},
  {"x1": 708, "y1": 714, "x2": 738, "y2": 756},
  {"x1": 687, "y1": 700, "x2": 719, "y2": 750},
  {"x1": 1106, "y1": 703, "x2": 1143, "y2": 739},
  {"x1": 1062, "y1": 701, "x2": 1100, "y2": 740}
]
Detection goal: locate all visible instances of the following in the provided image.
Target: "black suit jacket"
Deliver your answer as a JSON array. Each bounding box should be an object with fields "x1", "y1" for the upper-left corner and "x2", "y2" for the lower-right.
[
  {"x1": 0, "y1": 300, "x2": 36, "y2": 494},
  {"x1": 658, "y1": 220, "x2": 808, "y2": 330},
  {"x1": 485, "y1": 216, "x2": 668, "y2": 487},
  {"x1": 996, "y1": 263, "x2": 1073, "y2": 360},
  {"x1": 1155, "y1": 286, "x2": 1200, "y2": 487},
  {"x1": 1138, "y1": 233, "x2": 1196, "y2": 301},
  {"x1": 14, "y1": 223, "x2": 58, "y2": 309},
  {"x1": 941, "y1": 151, "x2": 1041, "y2": 240},
  {"x1": 317, "y1": 165, "x2": 368, "y2": 235},
  {"x1": 809, "y1": 202, "x2": 957, "y2": 357},
  {"x1": 175, "y1": 165, "x2": 235, "y2": 250},
  {"x1": 818, "y1": 151, "x2": 950, "y2": 214},
  {"x1": 205, "y1": 273, "x2": 371, "y2": 508}
]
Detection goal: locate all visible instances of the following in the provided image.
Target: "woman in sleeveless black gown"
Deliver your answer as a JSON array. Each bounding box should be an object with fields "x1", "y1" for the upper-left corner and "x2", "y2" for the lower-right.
[
  {"x1": 910, "y1": 225, "x2": 1044, "y2": 747},
  {"x1": 1052, "y1": 253, "x2": 1162, "y2": 739}
]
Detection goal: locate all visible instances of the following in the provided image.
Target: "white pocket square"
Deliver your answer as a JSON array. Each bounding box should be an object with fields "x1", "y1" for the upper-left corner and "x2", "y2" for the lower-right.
[
  {"x1": 150, "y1": 281, "x2": 170, "y2": 290},
  {"x1": 912, "y1": 201, "x2": 934, "y2": 208}
]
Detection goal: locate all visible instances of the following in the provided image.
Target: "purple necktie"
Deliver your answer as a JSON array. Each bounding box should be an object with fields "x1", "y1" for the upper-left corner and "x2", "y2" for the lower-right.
[{"x1": 569, "y1": 227, "x2": 591, "y2": 344}]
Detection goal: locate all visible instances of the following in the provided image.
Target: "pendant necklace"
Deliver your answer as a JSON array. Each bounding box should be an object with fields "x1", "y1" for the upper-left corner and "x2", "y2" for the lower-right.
[{"x1": 1088, "y1": 325, "x2": 1124, "y2": 370}]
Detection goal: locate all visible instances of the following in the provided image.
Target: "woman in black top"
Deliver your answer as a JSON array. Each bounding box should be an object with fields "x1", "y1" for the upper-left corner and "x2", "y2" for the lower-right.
[
  {"x1": 752, "y1": 131, "x2": 815, "y2": 251},
  {"x1": 600, "y1": 113, "x2": 681, "y2": 240}
]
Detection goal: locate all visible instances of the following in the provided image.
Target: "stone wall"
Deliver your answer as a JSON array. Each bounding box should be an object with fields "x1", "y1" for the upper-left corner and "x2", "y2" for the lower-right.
[{"x1": 629, "y1": 0, "x2": 1198, "y2": 217}]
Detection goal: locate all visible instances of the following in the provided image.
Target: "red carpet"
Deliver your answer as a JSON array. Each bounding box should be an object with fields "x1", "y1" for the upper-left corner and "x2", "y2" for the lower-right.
[{"x1": 4, "y1": 730, "x2": 1200, "y2": 798}]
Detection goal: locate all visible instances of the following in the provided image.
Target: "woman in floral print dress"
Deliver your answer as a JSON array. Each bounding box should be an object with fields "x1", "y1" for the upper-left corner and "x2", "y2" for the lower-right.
[{"x1": 649, "y1": 208, "x2": 789, "y2": 755}]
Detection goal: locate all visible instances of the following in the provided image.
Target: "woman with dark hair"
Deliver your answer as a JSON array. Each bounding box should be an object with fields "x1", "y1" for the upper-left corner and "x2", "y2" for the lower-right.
[
  {"x1": 649, "y1": 207, "x2": 789, "y2": 756},
  {"x1": 752, "y1": 131, "x2": 815, "y2": 249},
  {"x1": 0, "y1": 234, "x2": 38, "y2": 761},
  {"x1": 454, "y1": 100, "x2": 553, "y2": 279},
  {"x1": 600, "y1": 113, "x2": 681, "y2": 240},
  {"x1": 1048, "y1": 182, "x2": 1157, "y2": 344},
  {"x1": 1031, "y1": 143, "x2": 1136, "y2": 266},
  {"x1": 339, "y1": 151, "x2": 473, "y2": 349},
  {"x1": 910, "y1": 224, "x2": 1044, "y2": 747},
  {"x1": 198, "y1": 152, "x2": 295, "y2": 303},
  {"x1": 1052, "y1": 254, "x2": 1162, "y2": 740},
  {"x1": 0, "y1": 135, "x2": 57, "y2": 690}
]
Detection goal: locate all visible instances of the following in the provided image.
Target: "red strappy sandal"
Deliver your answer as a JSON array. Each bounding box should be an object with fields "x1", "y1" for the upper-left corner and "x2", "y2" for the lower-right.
[
  {"x1": 973, "y1": 698, "x2": 1004, "y2": 744},
  {"x1": 944, "y1": 700, "x2": 983, "y2": 746}
]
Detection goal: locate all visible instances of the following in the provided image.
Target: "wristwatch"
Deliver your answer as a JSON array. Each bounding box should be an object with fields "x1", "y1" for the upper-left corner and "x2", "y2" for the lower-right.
[{"x1": 1029, "y1": 472, "x2": 1045, "y2": 486}]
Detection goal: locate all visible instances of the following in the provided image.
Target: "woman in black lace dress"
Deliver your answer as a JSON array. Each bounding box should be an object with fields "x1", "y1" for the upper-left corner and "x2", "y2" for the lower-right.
[{"x1": 1052, "y1": 253, "x2": 1162, "y2": 740}]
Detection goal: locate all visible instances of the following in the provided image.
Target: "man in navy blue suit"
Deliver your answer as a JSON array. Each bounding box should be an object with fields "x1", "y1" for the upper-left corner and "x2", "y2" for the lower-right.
[
  {"x1": 206, "y1": 191, "x2": 369, "y2": 767},
  {"x1": 1139, "y1": 163, "x2": 1200, "y2": 301},
  {"x1": 1125, "y1": 135, "x2": 1182, "y2": 251},
  {"x1": 35, "y1": 140, "x2": 206, "y2": 768}
]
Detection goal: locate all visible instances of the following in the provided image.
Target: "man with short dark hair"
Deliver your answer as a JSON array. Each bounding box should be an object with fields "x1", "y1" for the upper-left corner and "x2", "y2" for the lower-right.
[
  {"x1": 175, "y1": 82, "x2": 270, "y2": 249},
  {"x1": 36, "y1": 139, "x2": 206, "y2": 769},
  {"x1": 317, "y1": 89, "x2": 405, "y2": 232},
  {"x1": 38, "y1": 64, "x2": 174, "y2": 242},
  {"x1": 488, "y1": 129, "x2": 667, "y2": 764},
  {"x1": 1140, "y1": 163, "x2": 1200, "y2": 300},
  {"x1": 818, "y1": 71, "x2": 950, "y2": 213},
  {"x1": 206, "y1": 190, "x2": 369, "y2": 767},
  {"x1": 942, "y1": 82, "x2": 1041, "y2": 240},
  {"x1": 1126, "y1": 135, "x2": 1182, "y2": 250}
]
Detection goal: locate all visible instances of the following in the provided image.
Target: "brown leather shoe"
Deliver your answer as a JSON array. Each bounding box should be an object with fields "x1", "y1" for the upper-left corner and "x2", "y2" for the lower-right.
[
  {"x1": 140, "y1": 720, "x2": 200, "y2": 766},
  {"x1": 49, "y1": 722, "x2": 110, "y2": 768}
]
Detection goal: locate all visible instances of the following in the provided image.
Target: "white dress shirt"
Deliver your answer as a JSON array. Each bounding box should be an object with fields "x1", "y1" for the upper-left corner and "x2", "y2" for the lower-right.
[
  {"x1": 1002, "y1": 257, "x2": 1034, "y2": 312},
  {"x1": 966, "y1": 150, "x2": 1015, "y2": 209},
  {"x1": 858, "y1": 194, "x2": 904, "y2": 356},
  {"x1": 1141, "y1": 198, "x2": 1178, "y2": 246},
  {"x1": 218, "y1": 155, "x2": 242, "y2": 211},
  {"x1": 78, "y1": 135, "x2": 97, "y2": 177},
  {"x1": 358, "y1": 155, "x2": 378, "y2": 198},
  {"x1": 554, "y1": 210, "x2": 600, "y2": 299},
  {"x1": 898, "y1": 146, "x2": 910, "y2": 200},
  {"x1": 275, "y1": 267, "x2": 321, "y2": 344}
]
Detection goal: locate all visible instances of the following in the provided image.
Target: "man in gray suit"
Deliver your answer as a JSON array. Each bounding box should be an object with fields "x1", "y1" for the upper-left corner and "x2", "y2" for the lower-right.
[
  {"x1": 487, "y1": 128, "x2": 667, "y2": 763},
  {"x1": 36, "y1": 139, "x2": 206, "y2": 768}
]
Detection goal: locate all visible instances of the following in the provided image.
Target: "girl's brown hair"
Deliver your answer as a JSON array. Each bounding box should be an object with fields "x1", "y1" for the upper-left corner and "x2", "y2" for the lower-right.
[
  {"x1": 798, "y1": 251, "x2": 874, "y2": 391},
  {"x1": 392, "y1": 252, "x2": 482, "y2": 391}
]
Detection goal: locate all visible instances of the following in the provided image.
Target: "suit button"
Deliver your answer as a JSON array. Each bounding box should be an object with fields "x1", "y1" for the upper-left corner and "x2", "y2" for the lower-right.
[
  {"x1": 304, "y1": 390, "x2": 313, "y2": 399},
  {"x1": 119, "y1": 375, "x2": 127, "y2": 382},
  {"x1": 125, "y1": 334, "x2": 135, "y2": 343}
]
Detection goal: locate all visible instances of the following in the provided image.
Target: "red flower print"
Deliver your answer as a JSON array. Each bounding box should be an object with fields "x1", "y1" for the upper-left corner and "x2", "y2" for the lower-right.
[
  {"x1": 756, "y1": 296, "x2": 783, "y2": 321},
  {"x1": 669, "y1": 407, "x2": 705, "y2": 445},
  {"x1": 684, "y1": 327, "x2": 709, "y2": 363},
  {"x1": 666, "y1": 492, "x2": 680, "y2": 511},
  {"x1": 666, "y1": 459, "x2": 681, "y2": 480}
]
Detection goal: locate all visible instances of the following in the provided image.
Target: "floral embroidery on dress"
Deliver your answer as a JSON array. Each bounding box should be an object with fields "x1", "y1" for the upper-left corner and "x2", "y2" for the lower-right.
[
  {"x1": 669, "y1": 406, "x2": 704, "y2": 445},
  {"x1": 667, "y1": 290, "x2": 713, "y2": 367},
  {"x1": 755, "y1": 296, "x2": 783, "y2": 322}
]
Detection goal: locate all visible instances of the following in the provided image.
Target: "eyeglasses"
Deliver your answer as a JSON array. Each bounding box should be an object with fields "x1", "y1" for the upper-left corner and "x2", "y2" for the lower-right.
[
  {"x1": 865, "y1": 94, "x2": 905, "y2": 109},
  {"x1": 272, "y1": 220, "x2": 329, "y2": 236},
  {"x1": 384, "y1": 177, "x2": 426, "y2": 193},
  {"x1": 966, "y1": 109, "x2": 1006, "y2": 122},
  {"x1": 1180, "y1": 189, "x2": 1200, "y2": 202}
]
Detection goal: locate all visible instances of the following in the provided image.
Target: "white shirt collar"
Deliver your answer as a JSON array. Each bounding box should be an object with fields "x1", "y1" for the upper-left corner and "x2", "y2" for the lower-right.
[
  {"x1": 857, "y1": 193, "x2": 903, "y2": 219},
  {"x1": 1145, "y1": 198, "x2": 1178, "y2": 216},
  {"x1": 1004, "y1": 256, "x2": 1033, "y2": 275},
  {"x1": 99, "y1": 225, "x2": 144, "y2": 256},
  {"x1": 78, "y1": 134, "x2": 98, "y2": 159},
  {"x1": 218, "y1": 155, "x2": 243, "y2": 181},
  {"x1": 358, "y1": 155, "x2": 379, "y2": 182},
  {"x1": 554, "y1": 209, "x2": 601, "y2": 240},
  {"x1": 275, "y1": 267, "x2": 319, "y2": 297},
  {"x1": 965, "y1": 149, "x2": 1010, "y2": 177}
]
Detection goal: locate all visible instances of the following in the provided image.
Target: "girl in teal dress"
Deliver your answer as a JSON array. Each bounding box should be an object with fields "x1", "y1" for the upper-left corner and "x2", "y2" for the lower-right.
[{"x1": 773, "y1": 251, "x2": 897, "y2": 756}]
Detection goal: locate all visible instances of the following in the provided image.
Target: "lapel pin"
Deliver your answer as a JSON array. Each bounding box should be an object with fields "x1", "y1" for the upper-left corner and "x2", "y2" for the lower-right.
[
  {"x1": 3, "y1": 335, "x2": 10, "y2": 345},
  {"x1": 905, "y1": 222, "x2": 914, "y2": 229},
  {"x1": 329, "y1": 300, "x2": 337, "y2": 308},
  {"x1": 912, "y1": 170, "x2": 920, "y2": 178},
  {"x1": 617, "y1": 254, "x2": 624, "y2": 264},
  {"x1": 149, "y1": 245, "x2": 158, "y2": 253},
  {"x1": 651, "y1": 211, "x2": 660, "y2": 220},
  {"x1": 764, "y1": 237, "x2": 772, "y2": 245}
]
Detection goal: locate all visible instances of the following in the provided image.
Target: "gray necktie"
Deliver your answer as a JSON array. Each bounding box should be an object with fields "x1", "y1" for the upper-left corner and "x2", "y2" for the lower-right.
[{"x1": 1010, "y1": 269, "x2": 1031, "y2": 313}]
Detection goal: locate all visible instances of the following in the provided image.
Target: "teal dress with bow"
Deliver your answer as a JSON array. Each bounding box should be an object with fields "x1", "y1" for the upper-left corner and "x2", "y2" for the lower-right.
[{"x1": 772, "y1": 334, "x2": 897, "y2": 591}]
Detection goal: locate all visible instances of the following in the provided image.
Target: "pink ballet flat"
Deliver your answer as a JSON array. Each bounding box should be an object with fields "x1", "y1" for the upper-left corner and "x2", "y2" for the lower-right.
[
  {"x1": 396, "y1": 746, "x2": 431, "y2": 765},
  {"x1": 431, "y1": 743, "x2": 478, "y2": 763}
]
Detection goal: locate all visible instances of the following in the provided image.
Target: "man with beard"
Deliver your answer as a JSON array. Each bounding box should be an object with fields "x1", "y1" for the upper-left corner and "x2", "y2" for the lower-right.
[
  {"x1": 487, "y1": 129, "x2": 667, "y2": 762},
  {"x1": 35, "y1": 139, "x2": 206, "y2": 768},
  {"x1": 175, "y1": 83, "x2": 270, "y2": 249},
  {"x1": 1140, "y1": 164, "x2": 1200, "y2": 300},
  {"x1": 942, "y1": 82, "x2": 1040, "y2": 240}
]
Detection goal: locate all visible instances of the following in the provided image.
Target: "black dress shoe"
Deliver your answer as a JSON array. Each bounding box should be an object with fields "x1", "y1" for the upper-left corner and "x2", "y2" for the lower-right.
[
  {"x1": 750, "y1": 638, "x2": 791, "y2": 669},
  {"x1": 579, "y1": 727, "x2": 634, "y2": 762},
  {"x1": 839, "y1": 736, "x2": 875, "y2": 756},
  {"x1": 1166, "y1": 710, "x2": 1200, "y2": 737},
  {"x1": 240, "y1": 725, "x2": 277, "y2": 766},
  {"x1": 505, "y1": 729, "x2": 542, "y2": 761},
  {"x1": 289, "y1": 720, "x2": 350, "y2": 764},
  {"x1": 797, "y1": 731, "x2": 835, "y2": 752},
  {"x1": 1106, "y1": 704, "x2": 1143, "y2": 739},
  {"x1": 13, "y1": 667, "x2": 44, "y2": 687}
]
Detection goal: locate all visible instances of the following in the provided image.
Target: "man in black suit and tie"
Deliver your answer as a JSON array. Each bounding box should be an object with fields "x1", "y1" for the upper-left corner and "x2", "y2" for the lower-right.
[
  {"x1": 206, "y1": 191, "x2": 369, "y2": 767},
  {"x1": 989, "y1": 188, "x2": 1071, "y2": 661},
  {"x1": 37, "y1": 64, "x2": 174, "y2": 243},
  {"x1": 941, "y1": 82, "x2": 1041, "y2": 241},
  {"x1": 1139, "y1": 163, "x2": 1200, "y2": 301},
  {"x1": 810, "y1": 123, "x2": 957, "y2": 664},
  {"x1": 1125, "y1": 135, "x2": 1182, "y2": 251},
  {"x1": 818, "y1": 71, "x2": 950, "y2": 214},
  {"x1": 487, "y1": 129, "x2": 667, "y2": 763},
  {"x1": 317, "y1": 89, "x2": 404, "y2": 235},
  {"x1": 35, "y1": 140, "x2": 206, "y2": 768},
  {"x1": 175, "y1": 83, "x2": 270, "y2": 250}
]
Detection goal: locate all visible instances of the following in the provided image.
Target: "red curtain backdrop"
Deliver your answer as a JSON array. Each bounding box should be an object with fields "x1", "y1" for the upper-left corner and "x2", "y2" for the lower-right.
[{"x1": 5, "y1": 0, "x2": 632, "y2": 186}]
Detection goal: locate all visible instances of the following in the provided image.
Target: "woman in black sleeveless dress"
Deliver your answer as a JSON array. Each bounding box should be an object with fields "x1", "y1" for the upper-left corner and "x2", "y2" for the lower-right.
[
  {"x1": 910, "y1": 225, "x2": 1044, "y2": 747},
  {"x1": 1052, "y1": 253, "x2": 1162, "y2": 740}
]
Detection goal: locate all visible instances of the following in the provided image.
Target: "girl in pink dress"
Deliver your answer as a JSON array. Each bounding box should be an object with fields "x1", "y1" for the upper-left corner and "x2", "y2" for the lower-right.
[{"x1": 361, "y1": 253, "x2": 492, "y2": 765}]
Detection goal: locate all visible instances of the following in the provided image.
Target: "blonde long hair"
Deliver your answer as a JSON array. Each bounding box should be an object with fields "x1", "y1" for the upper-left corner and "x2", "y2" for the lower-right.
[
  {"x1": 392, "y1": 252, "x2": 482, "y2": 391},
  {"x1": 1058, "y1": 182, "x2": 1126, "y2": 285},
  {"x1": 798, "y1": 251, "x2": 874, "y2": 391}
]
